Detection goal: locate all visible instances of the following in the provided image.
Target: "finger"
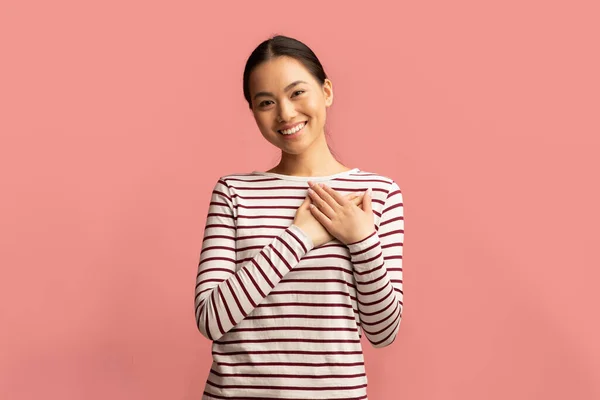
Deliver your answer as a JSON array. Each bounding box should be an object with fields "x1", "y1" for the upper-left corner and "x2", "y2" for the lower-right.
[
  {"x1": 350, "y1": 194, "x2": 364, "y2": 206},
  {"x1": 309, "y1": 203, "x2": 332, "y2": 230},
  {"x1": 362, "y1": 188, "x2": 373, "y2": 214},
  {"x1": 320, "y1": 184, "x2": 349, "y2": 207},
  {"x1": 308, "y1": 187, "x2": 336, "y2": 218},
  {"x1": 341, "y1": 191, "x2": 364, "y2": 206},
  {"x1": 310, "y1": 183, "x2": 342, "y2": 210},
  {"x1": 344, "y1": 191, "x2": 364, "y2": 199},
  {"x1": 298, "y1": 194, "x2": 312, "y2": 210},
  {"x1": 345, "y1": 191, "x2": 364, "y2": 205}
]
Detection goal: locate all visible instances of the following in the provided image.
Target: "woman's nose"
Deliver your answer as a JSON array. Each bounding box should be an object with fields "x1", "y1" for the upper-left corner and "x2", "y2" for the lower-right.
[{"x1": 277, "y1": 100, "x2": 297, "y2": 122}]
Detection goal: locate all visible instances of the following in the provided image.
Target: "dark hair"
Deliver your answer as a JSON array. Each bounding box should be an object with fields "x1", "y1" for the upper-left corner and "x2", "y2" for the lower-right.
[
  {"x1": 242, "y1": 34, "x2": 341, "y2": 161},
  {"x1": 243, "y1": 35, "x2": 327, "y2": 110}
]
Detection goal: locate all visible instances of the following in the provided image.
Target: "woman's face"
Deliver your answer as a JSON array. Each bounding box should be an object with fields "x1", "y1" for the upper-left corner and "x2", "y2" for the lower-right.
[{"x1": 248, "y1": 56, "x2": 333, "y2": 155}]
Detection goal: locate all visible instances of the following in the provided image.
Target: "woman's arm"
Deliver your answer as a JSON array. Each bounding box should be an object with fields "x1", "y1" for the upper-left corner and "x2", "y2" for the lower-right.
[
  {"x1": 347, "y1": 181, "x2": 404, "y2": 348},
  {"x1": 194, "y1": 178, "x2": 314, "y2": 341}
]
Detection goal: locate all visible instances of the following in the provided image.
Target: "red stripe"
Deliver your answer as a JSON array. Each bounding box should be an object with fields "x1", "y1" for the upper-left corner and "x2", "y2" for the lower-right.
[
  {"x1": 206, "y1": 380, "x2": 367, "y2": 391},
  {"x1": 210, "y1": 369, "x2": 366, "y2": 379},
  {"x1": 236, "y1": 269, "x2": 257, "y2": 308},
  {"x1": 225, "y1": 279, "x2": 247, "y2": 318},
  {"x1": 260, "y1": 250, "x2": 283, "y2": 279},
  {"x1": 211, "y1": 290, "x2": 225, "y2": 336},
  {"x1": 216, "y1": 338, "x2": 361, "y2": 345},
  {"x1": 203, "y1": 391, "x2": 368, "y2": 400},
  {"x1": 217, "y1": 286, "x2": 236, "y2": 327},
  {"x1": 252, "y1": 258, "x2": 273, "y2": 288}
]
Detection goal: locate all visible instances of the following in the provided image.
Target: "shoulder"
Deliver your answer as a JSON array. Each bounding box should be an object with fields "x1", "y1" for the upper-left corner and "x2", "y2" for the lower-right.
[
  {"x1": 347, "y1": 169, "x2": 403, "y2": 209},
  {"x1": 351, "y1": 168, "x2": 400, "y2": 191},
  {"x1": 213, "y1": 170, "x2": 260, "y2": 187},
  {"x1": 206, "y1": 171, "x2": 259, "y2": 208}
]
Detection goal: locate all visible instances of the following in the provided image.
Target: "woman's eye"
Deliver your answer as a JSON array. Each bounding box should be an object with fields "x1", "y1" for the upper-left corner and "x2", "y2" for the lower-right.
[
  {"x1": 259, "y1": 100, "x2": 273, "y2": 107},
  {"x1": 292, "y1": 90, "x2": 305, "y2": 97}
]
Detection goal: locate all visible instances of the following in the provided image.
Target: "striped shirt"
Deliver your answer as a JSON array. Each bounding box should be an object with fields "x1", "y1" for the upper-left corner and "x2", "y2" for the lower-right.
[{"x1": 194, "y1": 167, "x2": 404, "y2": 400}]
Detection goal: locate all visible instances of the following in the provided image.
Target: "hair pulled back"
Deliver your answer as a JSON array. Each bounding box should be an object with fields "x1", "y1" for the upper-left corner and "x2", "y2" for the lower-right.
[{"x1": 242, "y1": 35, "x2": 327, "y2": 109}]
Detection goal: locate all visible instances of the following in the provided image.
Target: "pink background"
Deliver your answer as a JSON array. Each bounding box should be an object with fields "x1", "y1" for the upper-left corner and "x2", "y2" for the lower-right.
[{"x1": 1, "y1": 1, "x2": 599, "y2": 399}]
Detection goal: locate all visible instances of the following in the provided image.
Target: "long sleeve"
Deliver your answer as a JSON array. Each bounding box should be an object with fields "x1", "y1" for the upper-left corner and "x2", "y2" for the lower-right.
[
  {"x1": 347, "y1": 181, "x2": 404, "y2": 348},
  {"x1": 194, "y1": 178, "x2": 314, "y2": 341}
]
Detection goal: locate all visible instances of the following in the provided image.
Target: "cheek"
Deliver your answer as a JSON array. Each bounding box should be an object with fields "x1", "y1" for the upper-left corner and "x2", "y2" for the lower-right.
[
  {"x1": 253, "y1": 113, "x2": 271, "y2": 129},
  {"x1": 302, "y1": 97, "x2": 325, "y2": 118}
]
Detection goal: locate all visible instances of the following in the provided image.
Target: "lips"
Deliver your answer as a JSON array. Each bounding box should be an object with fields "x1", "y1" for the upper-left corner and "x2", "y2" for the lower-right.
[{"x1": 277, "y1": 121, "x2": 307, "y2": 134}]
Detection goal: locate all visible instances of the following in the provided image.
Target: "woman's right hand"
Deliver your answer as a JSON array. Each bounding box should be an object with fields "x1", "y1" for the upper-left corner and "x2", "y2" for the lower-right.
[{"x1": 293, "y1": 191, "x2": 365, "y2": 248}]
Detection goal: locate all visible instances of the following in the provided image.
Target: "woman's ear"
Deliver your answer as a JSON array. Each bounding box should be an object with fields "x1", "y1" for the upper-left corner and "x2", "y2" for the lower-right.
[{"x1": 323, "y1": 79, "x2": 334, "y2": 108}]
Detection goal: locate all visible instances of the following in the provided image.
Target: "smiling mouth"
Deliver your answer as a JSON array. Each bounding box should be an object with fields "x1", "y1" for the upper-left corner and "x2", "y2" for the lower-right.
[{"x1": 277, "y1": 121, "x2": 307, "y2": 135}]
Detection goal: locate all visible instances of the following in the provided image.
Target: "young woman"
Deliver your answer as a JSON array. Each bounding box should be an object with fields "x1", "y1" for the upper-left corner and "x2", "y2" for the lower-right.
[{"x1": 194, "y1": 35, "x2": 404, "y2": 400}]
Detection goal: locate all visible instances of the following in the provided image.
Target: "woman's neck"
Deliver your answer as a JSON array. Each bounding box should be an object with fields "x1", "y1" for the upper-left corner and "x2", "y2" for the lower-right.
[
  {"x1": 268, "y1": 155, "x2": 350, "y2": 177},
  {"x1": 267, "y1": 131, "x2": 350, "y2": 177}
]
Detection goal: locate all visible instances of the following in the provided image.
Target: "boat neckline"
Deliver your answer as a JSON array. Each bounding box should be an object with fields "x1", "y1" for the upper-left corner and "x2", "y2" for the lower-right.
[{"x1": 250, "y1": 168, "x2": 360, "y2": 181}]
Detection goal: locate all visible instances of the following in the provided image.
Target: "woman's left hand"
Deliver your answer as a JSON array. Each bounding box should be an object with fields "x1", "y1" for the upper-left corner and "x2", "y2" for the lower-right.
[{"x1": 307, "y1": 181, "x2": 375, "y2": 245}]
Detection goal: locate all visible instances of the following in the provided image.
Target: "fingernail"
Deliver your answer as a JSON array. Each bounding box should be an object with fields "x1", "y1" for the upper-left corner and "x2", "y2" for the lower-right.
[{"x1": 366, "y1": 188, "x2": 372, "y2": 196}]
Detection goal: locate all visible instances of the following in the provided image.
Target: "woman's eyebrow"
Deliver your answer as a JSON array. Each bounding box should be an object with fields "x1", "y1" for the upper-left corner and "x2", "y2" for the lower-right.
[{"x1": 253, "y1": 80, "x2": 308, "y2": 100}]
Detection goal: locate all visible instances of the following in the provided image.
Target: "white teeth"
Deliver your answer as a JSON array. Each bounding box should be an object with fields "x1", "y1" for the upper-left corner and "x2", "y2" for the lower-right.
[{"x1": 279, "y1": 122, "x2": 306, "y2": 135}]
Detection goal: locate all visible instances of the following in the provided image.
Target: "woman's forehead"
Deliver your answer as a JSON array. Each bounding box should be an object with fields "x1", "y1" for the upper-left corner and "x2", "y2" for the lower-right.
[{"x1": 250, "y1": 57, "x2": 314, "y2": 92}]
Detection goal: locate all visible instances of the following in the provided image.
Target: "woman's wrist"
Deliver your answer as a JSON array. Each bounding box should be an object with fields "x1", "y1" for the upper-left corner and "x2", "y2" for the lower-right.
[{"x1": 344, "y1": 229, "x2": 377, "y2": 246}]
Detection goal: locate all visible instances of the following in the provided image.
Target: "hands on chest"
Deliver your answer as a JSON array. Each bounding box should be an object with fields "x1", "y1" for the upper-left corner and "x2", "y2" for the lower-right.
[{"x1": 292, "y1": 181, "x2": 375, "y2": 248}]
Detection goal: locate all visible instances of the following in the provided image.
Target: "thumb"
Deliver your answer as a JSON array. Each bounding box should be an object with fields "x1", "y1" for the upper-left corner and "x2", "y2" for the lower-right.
[
  {"x1": 350, "y1": 193, "x2": 364, "y2": 206},
  {"x1": 362, "y1": 188, "x2": 373, "y2": 214}
]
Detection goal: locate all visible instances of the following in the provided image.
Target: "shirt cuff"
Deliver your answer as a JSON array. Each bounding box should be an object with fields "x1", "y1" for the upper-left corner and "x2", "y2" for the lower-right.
[{"x1": 347, "y1": 231, "x2": 383, "y2": 269}]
